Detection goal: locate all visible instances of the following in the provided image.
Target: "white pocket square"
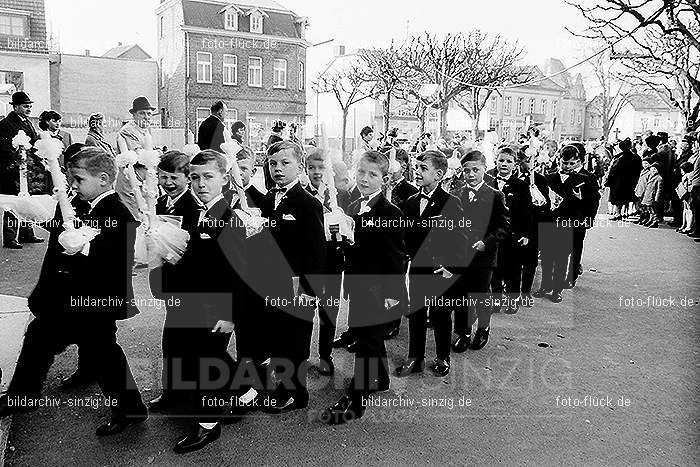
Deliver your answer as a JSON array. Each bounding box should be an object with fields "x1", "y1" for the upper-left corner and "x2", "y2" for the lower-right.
[
  {"x1": 200, "y1": 232, "x2": 212, "y2": 239},
  {"x1": 282, "y1": 214, "x2": 296, "y2": 221}
]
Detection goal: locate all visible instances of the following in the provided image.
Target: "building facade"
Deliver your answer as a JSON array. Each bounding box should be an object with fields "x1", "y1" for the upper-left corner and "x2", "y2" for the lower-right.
[
  {"x1": 0, "y1": 0, "x2": 51, "y2": 117},
  {"x1": 157, "y1": 0, "x2": 309, "y2": 152}
]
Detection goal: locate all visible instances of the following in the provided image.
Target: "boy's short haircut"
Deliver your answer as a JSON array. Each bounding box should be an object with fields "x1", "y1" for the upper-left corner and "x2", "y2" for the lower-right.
[
  {"x1": 67, "y1": 147, "x2": 117, "y2": 182},
  {"x1": 496, "y1": 146, "x2": 517, "y2": 160},
  {"x1": 267, "y1": 140, "x2": 303, "y2": 162},
  {"x1": 417, "y1": 149, "x2": 448, "y2": 173},
  {"x1": 65, "y1": 143, "x2": 86, "y2": 164},
  {"x1": 460, "y1": 149, "x2": 486, "y2": 166},
  {"x1": 158, "y1": 150, "x2": 190, "y2": 175},
  {"x1": 360, "y1": 126, "x2": 373, "y2": 138},
  {"x1": 394, "y1": 148, "x2": 410, "y2": 165},
  {"x1": 190, "y1": 149, "x2": 228, "y2": 174},
  {"x1": 571, "y1": 142, "x2": 586, "y2": 161},
  {"x1": 332, "y1": 158, "x2": 348, "y2": 178},
  {"x1": 235, "y1": 146, "x2": 255, "y2": 162},
  {"x1": 559, "y1": 145, "x2": 580, "y2": 161},
  {"x1": 305, "y1": 147, "x2": 326, "y2": 164},
  {"x1": 360, "y1": 150, "x2": 389, "y2": 176},
  {"x1": 680, "y1": 161, "x2": 693, "y2": 173}
]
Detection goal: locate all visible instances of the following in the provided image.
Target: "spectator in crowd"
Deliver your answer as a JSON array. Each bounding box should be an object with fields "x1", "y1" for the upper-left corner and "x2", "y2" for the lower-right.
[
  {"x1": 38, "y1": 110, "x2": 73, "y2": 167},
  {"x1": 197, "y1": 101, "x2": 227, "y2": 152},
  {"x1": 605, "y1": 138, "x2": 642, "y2": 220},
  {"x1": 85, "y1": 113, "x2": 115, "y2": 157}
]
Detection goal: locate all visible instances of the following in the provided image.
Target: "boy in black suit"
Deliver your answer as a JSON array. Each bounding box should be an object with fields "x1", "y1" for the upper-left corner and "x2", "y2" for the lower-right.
[
  {"x1": 0, "y1": 148, "x2": 147, "y2": 436},
  {"x1": 395, "y1": 150, "x2": 466, "y2": 378},
  {"x1": 169, "y1": 150, "x2": 247, "y2": 454},
  {"x1": 533, "y1": 145, "x2": 589, "y2": 303},
  {"x1": 305, "y1": 148, "x2": 346, "y2": 375},
  {"x1": 260, "y1": 141, "x2": 326, "y2": 412},
  {"x1": 148, "y1": 151, "x2": 202, "y2": 412},
  {"x1": 487, "y1": 146, "x2": 532, "y2": 314},
  {"x1": 323, "y1": 151, "x2": 406, "y2": 425},
  {"x1": 236, "y1": 148, "x2": 266, "y2": 209},
  {"x1": 516, "y1": 146, "x2": 550, "y2": 306},
  {"x1": 452, "y1": 150, "x2": 509, "y2": 352}
]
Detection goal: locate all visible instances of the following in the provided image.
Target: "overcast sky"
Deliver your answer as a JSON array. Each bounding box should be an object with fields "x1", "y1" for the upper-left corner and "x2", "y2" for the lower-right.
[{"x1": 45, "y1": 0, "x2": 593, "y2": 83}]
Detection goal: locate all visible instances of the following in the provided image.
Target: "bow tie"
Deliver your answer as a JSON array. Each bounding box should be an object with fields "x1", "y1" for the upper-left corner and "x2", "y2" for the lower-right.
[
  {"x1": 497, "y1": 176, "x2": 509, "y2": 181},
  {"x1": 270, "y1": 187, "x2": 288, "y2": 195},
  {"x1": 419, "y1": 192, "x2": 431, "y2": 200}
]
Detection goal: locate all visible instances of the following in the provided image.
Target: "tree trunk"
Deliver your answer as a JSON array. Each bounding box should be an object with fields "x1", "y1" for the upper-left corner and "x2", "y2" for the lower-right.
[
  {"x1": 341, "y1": 107, "x2": 349, "y2": 164},
  {"x1": 472, "y1": 103, "x2": 481, "y2": 140},
  {"x1": 440, "y1": 104, "x2": 448, "y2": 139},
  {"x1": 383, "y1": 95, "x2": 391, "y2": 136}
]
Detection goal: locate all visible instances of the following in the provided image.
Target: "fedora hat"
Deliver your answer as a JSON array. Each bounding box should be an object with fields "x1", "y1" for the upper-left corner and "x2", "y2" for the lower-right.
[
  {"x1": 10, "y1": 91, "x2": 33, "y2": 106},
  {"x1": 129, "y1": 96, "x2": 155, "y2": 113}
]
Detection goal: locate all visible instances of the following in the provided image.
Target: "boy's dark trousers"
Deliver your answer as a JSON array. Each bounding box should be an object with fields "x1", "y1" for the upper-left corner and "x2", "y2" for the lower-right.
[
  {"x1": 490, "y1": 238, "x2": 523, "y2": 298},
  {"x1": 539, "y1": 222, "x2": 573, "y2": 293},
  {"x1": 407, "y1": 272, "x2": 454, "y2": 361},
  {"x1": 318, "y1": 276, "x2": 341, "y2": 362},
  {"x1": 571, "y1": 227, "x2": 587, "y2": 282},
  {"x1": 453, "y1": 267, "x2": 494, "y2": 334},
  {"x1": 187, "y1": 328, "x2": 235, "y2": 422},
  {"x1": 9, "y1": 315, "x2": 146, "y2": 418},
  {"x1": 521, "y1": 225, "x2": 541, "y2": 293}
]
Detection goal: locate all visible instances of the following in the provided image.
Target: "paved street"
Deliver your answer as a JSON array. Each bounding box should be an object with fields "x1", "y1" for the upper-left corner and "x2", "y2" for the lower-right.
[{"x1": 1, "y1": 210, "x2": 699, "y2": 466}]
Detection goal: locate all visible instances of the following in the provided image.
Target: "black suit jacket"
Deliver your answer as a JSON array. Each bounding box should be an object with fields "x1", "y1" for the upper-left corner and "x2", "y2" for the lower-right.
[
  {"x1": 155, "y1": 190, "x2": 202, "y2": 232},
  {"x1": 260, "y1": 182, "x2": 326, "y2": 299},
  {"x1": 245, "y1": 184, "x2": 266, "y2": 209},
  {"x1": 345, "y1": 193, "x2": 406, "y2": 307},
  {"x1": 391, "y1": 178, "x2": 419, "y2": 213},
  {"x1": 457, "y1": 183, "x2": 510, "y2": 269},
  {"x1": 488, "y1": 172, "x2": 533, "y2": 241},
  {"x1": 404, "y1": 186, "x2": 467, "y2": 275},
  {"x1": 197, "y1": 115, "x2": 225, "y2": 152},
  {"x1": 546, "y1": 172, "x2": 590, "y2": 222},
  {"x1": 29, "y1": 193, "x2": 138, "y2": 321},
  {"x1": 577, "y1": 167, "x2": 601, "y2": 227},
  {"x1": 165, "y1": 196, "x2": 247, "y2": 328}
]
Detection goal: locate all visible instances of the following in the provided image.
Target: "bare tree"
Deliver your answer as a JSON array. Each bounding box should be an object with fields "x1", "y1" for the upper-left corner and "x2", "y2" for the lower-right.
[
  {"x1": 567, "y1": 0, "x2": 700, "y2": 130},
  {"x1": 586, "y1": 50, "x2": 630, "y2": 141},
  {"x1": 312, "y1": 64, "x2": 376, "y2": 156},
  {"x1": 358, "y1": 42, "x2": 416, "y2": 135},
  {"x1": 453, "y1": 34, "x2": 531, "y2": 138}
]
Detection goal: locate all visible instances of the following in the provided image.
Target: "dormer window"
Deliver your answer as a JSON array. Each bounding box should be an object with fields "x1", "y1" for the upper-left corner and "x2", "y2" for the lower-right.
[
  {"x1": 247, "y1": 8, "x2": 268, "y2": 34},
  {"x1": 224, "y1": 9, "x2": 238, "y2": 31}
]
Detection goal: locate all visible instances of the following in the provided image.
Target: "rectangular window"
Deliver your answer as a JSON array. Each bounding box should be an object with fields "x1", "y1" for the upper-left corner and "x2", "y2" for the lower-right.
[
  {"x1": 159, "y1": 16, "x2": 164, "y2": 39},
  {"x1": 248, "y1": 57, "x2": 262, "y2": 87},
  {"x1": 223, "y1": 54, "x2": 237, "y2": 85},
  {"x1": 298, "y1": 62, "x2": 305, "y2": 91},
  {"x1": 159, "y1": 58, "x2": 165, "y2": 88},
  {"x1": 273, "y1": 59, "x2": 287, "y2": 89},
  {"x1": 225, "y1": 10, "x2": 238, "y2": 30},
  {"x1": 196, "y1": 52, "x2": 212, "y2": 84},
  {"x1": 653, "y1": 117, "x2": 660, "y2": 127},
  {"x1": 570, "y1": 109, "x2": 575, "y2": 125},
  {"x1": 641, "y1": 118, "x2": 648, "y2": 130},
  {"x1": 577, "y1": 110, "x2": 582, "y2": 124},
  {"x1": 529, "y1": 98, "x2": 535, "y2": 114},
  {"x1": 504, "y1": 96, "x2": 512, "y2": 115},
  {"x1": 541, "y1": 99, "x2": 547, "y2": 115},
  {"x1": 250, "y1": 14, "x2": 263, "y2": 33},
  {"x1": 490, "y1": 97, "x2": 497, "y2": 113},
  {"x1": 0, "y1": 14, "x2": 27, "y2": 36},
  {"x1": 552, "y1": 100, "x2": 558, "y2": 117},
  {"x1": 516, "y1": 97, "x2": 524, "y2": 116}
]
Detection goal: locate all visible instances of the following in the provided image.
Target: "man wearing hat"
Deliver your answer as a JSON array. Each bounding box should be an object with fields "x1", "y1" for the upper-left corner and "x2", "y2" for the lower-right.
[
  {"x1": 116, "y1": 96, "x2": 155, "y2": 154},
  {"x1": 0, "y1": 91, "x2": 47, "y2": 249}
]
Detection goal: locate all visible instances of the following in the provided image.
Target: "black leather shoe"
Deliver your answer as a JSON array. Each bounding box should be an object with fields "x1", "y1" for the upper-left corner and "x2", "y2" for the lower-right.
[
  {"x1": 550, "y1": 292, "x2": 563, "y2": 303},
  {"x1": 60, "y1": 370, "x2": 94, "y2": 388},
  {"x1": 318, "y1": 358, "x2": 335, "y2": 376},
  {"x1": 322, "y1": 395, "x2": 364, "y2": 425},
  {"x1": 577, "y1": 264, "x2": 583, "y2": 276},
  {"x1": 471, "y1": 328, "x2": 490, "y2": 350},
  {"x1": 451, "y1": 334, "x2": 471, "y2": 353},
  {"x1": 19, "y1": 235, "x2": 44, "y2": 244},
  {"x1": 430, "y1": 358, "x2": 450, "y2": 377},
  {"x1": 532, "y1": 288, "x2": 550, "y2": 298},
  {"x1": 3, "y1": 240, "x2": 22, "y2": 249},
  {"x1": 147, "y1": 393, "x2": 175, "y2": 412},
  {"x1": 95, "y1": 413, "x2": 147, "y2": 436},
  {"x1": 384, "y1": 325, "x2": 400, "y2": 340},
  {"x1": 261, "y1": 387, "x2": 309, "y2": 414},
  {"x1": 394, "y1": 358, "x2": 424, "y2": 377},
  {"x1": 346, "y1": 340, "x2": 359, "y2": 353},
  {"x1": 332, "y1": 332, "x2": 354, "y2": 349},
  {"x1": 173, "y1": 423, "x2": 221, "y2": 454}
]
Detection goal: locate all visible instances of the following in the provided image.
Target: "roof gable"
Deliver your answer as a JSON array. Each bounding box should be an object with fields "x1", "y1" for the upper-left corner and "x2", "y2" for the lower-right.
[
  {"x1": 182, "y1": 0, "x2": 300, "y2": 38},
  {"x1": 102, "y1": 44, "x2": 151, "y2": 60}
]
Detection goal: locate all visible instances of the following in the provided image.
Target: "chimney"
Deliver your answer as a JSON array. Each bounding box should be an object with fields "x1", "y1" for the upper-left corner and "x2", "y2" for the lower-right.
[
  {"x1": 333, "y1": 45, "x2": 346, "y2": 57},
  {"x1": 85, "y1": 49, "x2": 90, "y2": 56}
]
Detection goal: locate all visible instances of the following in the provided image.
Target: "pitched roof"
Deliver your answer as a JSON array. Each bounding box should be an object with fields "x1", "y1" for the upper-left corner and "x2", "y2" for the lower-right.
[
  {"x1": 625, "y1": 93, "x2": 674, "y2": 110},
  {"x1": 182, "y1": 0, "x2": 301, "y2": 39},
  {"x1": 102, "y1": 44, "x2": 151, "y2": 59}
]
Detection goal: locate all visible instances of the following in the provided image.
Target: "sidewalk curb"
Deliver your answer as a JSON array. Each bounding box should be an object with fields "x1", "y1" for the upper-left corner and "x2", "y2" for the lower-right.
[{"x1": 0, "y1": 295, "x2": 31, "y2": 467}]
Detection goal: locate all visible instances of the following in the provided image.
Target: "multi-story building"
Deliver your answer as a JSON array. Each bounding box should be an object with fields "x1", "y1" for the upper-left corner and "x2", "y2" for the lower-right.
[
  {"x1": 156, "y1": 0, "x2": 309, "y2": 152},
  {"x1": 0, "y1": 0, "x2": 51, "y2": 117},
  {"x1": 542, "y1": 58, "x2": 586, "y2": 141}
]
